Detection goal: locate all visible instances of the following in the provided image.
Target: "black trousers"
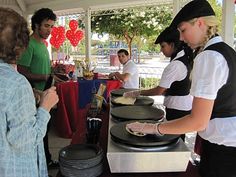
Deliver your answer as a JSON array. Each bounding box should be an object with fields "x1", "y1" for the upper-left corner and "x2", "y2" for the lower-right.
[
  {"x1": 165, "y1": 108, "x2": 191, "y2": 141},
  {"x1": 199, "y1": 139, "x2": 236, "y2": 177},
  {"x1": 43, "y1": 76, "x2": 54, "y2": 163},
  {"x1": 44, "y1": 119, "x2": 51, "y2": 164}
]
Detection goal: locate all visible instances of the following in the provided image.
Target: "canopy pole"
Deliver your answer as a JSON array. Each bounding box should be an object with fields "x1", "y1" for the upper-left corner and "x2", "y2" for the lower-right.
[
  {"x1": 222, "y1": 0, "x2": 234, "y2": 47},
  {"x1": 85, "y1": 8, "x2": 92, "y2": 61},
  {"x1": 172, "y1": 0, "x2": 181, "y2": 17}
]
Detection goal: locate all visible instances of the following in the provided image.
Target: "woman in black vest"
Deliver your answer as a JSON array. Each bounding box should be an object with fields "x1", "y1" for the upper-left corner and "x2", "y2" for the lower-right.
[
  {"x1": 126, "y1": 1, "x2": 236, "y2": 177},
  {"x1": 124, "y1": 26, "x2": 193, "y2": 140}
]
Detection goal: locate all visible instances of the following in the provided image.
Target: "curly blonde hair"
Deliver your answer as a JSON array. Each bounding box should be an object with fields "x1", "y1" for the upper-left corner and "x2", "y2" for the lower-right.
[
  {"x1": 0, "y1": 8, "x2": 29, "y2": 64},
  {"x1": 189, "y1": 16, "x2": 218, "y2": 53}
]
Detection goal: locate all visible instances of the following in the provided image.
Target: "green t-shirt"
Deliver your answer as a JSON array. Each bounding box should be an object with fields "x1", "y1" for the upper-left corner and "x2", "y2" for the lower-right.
[{"x1": 17, "y1": 37, "x2": 51, "y2": 91}]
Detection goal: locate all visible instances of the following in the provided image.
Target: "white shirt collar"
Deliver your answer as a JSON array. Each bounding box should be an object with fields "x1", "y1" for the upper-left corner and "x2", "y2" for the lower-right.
[
  {"x1": 124, "y1": 59, "x2": 132, "y2": 66},
  {"x1": 203, "y1": 36, "x2": 223, "y2": 49},
  {"x1": 172, "y1": 50, "x2": 185, "y2": 61}
]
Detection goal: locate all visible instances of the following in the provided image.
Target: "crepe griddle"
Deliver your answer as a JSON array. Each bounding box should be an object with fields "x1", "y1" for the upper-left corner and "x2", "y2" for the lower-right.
[
  {"x1": 59, "y1": 144, "x2": 102, "y2": 160},
  {"x1": 111, "y1": 96, "x2": 154, "y2": 106},
  {"x1": 110, "y1": 88, "x2": 139, "y2": 97},
  {"x1": 110, "y1": 121, "x2": 179, "y2": 147},
  {"x1": 111, "y1": 105, "x2": 164, "y2": 121}
]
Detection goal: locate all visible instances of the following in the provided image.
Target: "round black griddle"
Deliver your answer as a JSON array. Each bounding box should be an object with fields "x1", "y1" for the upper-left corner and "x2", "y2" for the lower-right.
[
  {"x1": 110, "y1": 121, "x2": 179, "y2": 147},
  {"x1": 111, "y1": 105, "x2": 164, "y2": 121},
  {"x1": 111, "y1": 96, "x2": 154, "y2": 106},
  {"x1": 110, "y1": 88, "x2": 139, "y2": 97}
]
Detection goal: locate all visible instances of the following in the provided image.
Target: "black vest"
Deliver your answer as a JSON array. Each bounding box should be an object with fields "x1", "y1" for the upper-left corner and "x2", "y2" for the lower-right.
[
  {"x1": 165, "y1": 54, "x2": 192, "y2": 96},
  {"x1": 204, "y1": 42, "x2": 236, "y2": 119}
]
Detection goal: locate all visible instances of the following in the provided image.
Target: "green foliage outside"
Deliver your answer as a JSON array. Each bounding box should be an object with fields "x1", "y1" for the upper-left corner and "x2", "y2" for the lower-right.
[
  {"x1": 55, "y1": 1, "x2": 233, "y2": 60},
  {"x1": 140, "y1": 77, "x2": 160, "y2": 89},
  {"x1": 91, "y1": 5, "x2": 173, "y2": 61},
  {"x1": 208, "y1": 0, "x2": 223, "y2": 33}
]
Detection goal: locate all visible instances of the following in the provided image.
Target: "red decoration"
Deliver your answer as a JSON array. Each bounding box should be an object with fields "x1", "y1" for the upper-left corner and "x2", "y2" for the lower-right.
[
  {"x1": 50, "y1": 26, "x2": 66, "y2": 49},
  {"x1": 69, "y1": 20, "x2": 78, "y2": 31},
  {"x1": 66, "y1": 19, "x2": 84, "y2": 47},
  {"x1": 43, "y1": 40, "x2": 48, "y2": 47}
]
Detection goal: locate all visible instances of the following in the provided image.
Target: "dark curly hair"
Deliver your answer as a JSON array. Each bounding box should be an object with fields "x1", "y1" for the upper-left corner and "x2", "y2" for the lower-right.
[
  {"x1": 0, "y1": 7, "x2": 29, "y2": 64},
  {"x1": 31, "y1": 8, "x2": 56, "y2": 31}
]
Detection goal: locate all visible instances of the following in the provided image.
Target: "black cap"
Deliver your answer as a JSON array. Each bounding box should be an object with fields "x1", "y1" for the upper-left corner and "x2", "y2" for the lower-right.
[
  {"x1": 170, "y1": 0, "x2": 215, "y2": 28},
  {"x1": 155, "y1": 26, "x2": 180, "y2": 44}
]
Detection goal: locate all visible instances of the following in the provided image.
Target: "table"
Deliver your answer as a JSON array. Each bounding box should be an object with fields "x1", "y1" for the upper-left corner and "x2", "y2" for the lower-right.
[
  {"x1": 77, "y1": 79, "x2": 121, "y2": 108},
  {"x1": 54, "y1": 79, "x2": 121, "y2": 138},
  {"x1": 56, "y1": 105, "x2": 201, "y2": 177}
]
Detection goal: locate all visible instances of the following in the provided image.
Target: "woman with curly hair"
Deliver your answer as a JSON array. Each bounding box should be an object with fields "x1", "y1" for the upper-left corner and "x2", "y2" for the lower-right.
[{"x1": 0, "y1": 7, "x2": 58, "y2": 177}]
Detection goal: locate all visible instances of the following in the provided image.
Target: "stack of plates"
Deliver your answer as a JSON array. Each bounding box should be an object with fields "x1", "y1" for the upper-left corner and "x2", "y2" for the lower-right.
[{"x1": 59, "y1": 144, "x2": 103, "y2": 177}]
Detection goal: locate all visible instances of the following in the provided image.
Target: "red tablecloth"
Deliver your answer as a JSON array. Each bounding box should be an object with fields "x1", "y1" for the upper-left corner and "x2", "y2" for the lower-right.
[{"x1": 54, "y1": 80, "x2": 121, "y2": 138}]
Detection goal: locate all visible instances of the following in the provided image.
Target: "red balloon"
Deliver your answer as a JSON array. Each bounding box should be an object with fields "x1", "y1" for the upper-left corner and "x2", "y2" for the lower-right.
[
  {"x1": 66, "y1": 30, "x2": 73, "y2": 39},
  {"x1": 50, "y1": 26, "x2": 66, "y2": 49},
  {"x1": 65, "y1": 20, "x2": 84, "y2": 47},
  {"x1": 75, "y1": 30, "x2": 83, "y2": 37},
  {"x1": 58, "y1": 26, "x2": 65, "y2": 34},
  {"x1": 66, "y1": 28, "x2": 84, "y2": 47},
  {"x1": 69, "y1": 20, "x2": 78, "y2": 31},
  {"x1": 51, "y1": 27, "x2": 58, "y2": 36}
]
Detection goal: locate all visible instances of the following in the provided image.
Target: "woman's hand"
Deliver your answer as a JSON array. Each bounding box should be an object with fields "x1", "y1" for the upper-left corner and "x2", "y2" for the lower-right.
[
  {"x1": 126, "y1": 122, "x2": 157, "y2": 135},
  {"x1": 39, "y1": 86, "x2": 59, "y2": 112},
  {"x1": 123, "y1": 90, "x2": 140, "y2": 98}
]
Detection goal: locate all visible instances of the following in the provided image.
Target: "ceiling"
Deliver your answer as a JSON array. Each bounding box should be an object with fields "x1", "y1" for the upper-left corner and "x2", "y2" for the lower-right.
[{"x1": 0, "y1": 0, "x2": 173, "y2": 16}]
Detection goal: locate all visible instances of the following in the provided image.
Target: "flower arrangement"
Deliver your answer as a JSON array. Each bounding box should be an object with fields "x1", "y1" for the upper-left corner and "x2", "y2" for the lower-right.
[{"x1": 74, "y1": 58, "x2": 96, "y2": 80}]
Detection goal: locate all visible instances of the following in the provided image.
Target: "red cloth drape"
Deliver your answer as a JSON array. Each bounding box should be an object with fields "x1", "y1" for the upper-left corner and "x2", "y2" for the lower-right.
[
  {"x1": 55, "y1": 81, "x2": 78, "y2": 138},
  {"x1": 106, "y1": 80, "x2": 122, "y2": 99},
  {"x1": 54, "y1": 80, "x2": 121, "y2": 138}
]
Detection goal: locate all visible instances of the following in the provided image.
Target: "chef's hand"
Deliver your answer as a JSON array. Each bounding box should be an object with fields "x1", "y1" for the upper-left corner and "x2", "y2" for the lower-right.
[
  {"x1": 108, "y1": 72, "x2": 115, "y2": 78},
  {"x1": 108, "y1": 72, "x2": 118, "y2": 80},
  {"x1": 126, "y1": 122, "x2": 156, "y2": 134},
  {"x1": 123, "y1": 90, "x2": 140, "y2": 98},
  {"x1": 39, "y1": 86, "x2": 59, "y2": 112}
]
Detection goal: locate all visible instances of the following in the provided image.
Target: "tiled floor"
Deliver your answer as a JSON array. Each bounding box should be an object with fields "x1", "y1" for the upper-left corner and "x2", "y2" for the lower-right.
[{"x1": 48, "y1": 125, "x2": 71, "y2": 177}]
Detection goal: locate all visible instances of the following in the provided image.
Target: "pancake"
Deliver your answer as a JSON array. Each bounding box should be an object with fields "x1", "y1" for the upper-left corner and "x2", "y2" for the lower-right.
[
  {"x1": 125, "y1": 126, "x2": 146, "y2": 137},
  {"x1": 113, "y1": 96, "x2": 136, "y2": 105}
]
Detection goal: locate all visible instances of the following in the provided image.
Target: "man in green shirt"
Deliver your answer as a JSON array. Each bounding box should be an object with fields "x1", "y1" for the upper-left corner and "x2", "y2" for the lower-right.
[
  {"x1": 18, "y1": 37, "x2": 51, "y2": 90},
  {"x1": 17, "y1": 8, "x2": 58, "y2": 170}
]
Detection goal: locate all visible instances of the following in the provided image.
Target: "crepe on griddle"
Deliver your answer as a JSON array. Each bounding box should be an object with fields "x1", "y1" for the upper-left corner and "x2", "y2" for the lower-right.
[
  {"x1": 113, "y1": 96, "x2": 136, "y2": 105},
  {"x1": 125, "y1": 126, "x2": 146, "y2": 137}
]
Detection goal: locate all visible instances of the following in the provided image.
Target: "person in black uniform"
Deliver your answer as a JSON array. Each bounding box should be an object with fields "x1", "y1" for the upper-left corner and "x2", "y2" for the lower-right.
[
  {"x1": 126, "y1": 1, "x2": 236, "y2": 177},
  {"x1": 124, "y1": 26, "x2": 193, "y2": 140}
]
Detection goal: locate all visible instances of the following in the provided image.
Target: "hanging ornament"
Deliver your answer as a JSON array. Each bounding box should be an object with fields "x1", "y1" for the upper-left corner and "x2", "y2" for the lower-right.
[
  {"x1": 66, "y1": 19, "x2": 84, "y2": 47},
  {"x1": 50, "y1": 26, "x2": 66, "y2": 49},
  {"x1": 69, "y1": 19, "x2": 78, "y2": 31}
]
